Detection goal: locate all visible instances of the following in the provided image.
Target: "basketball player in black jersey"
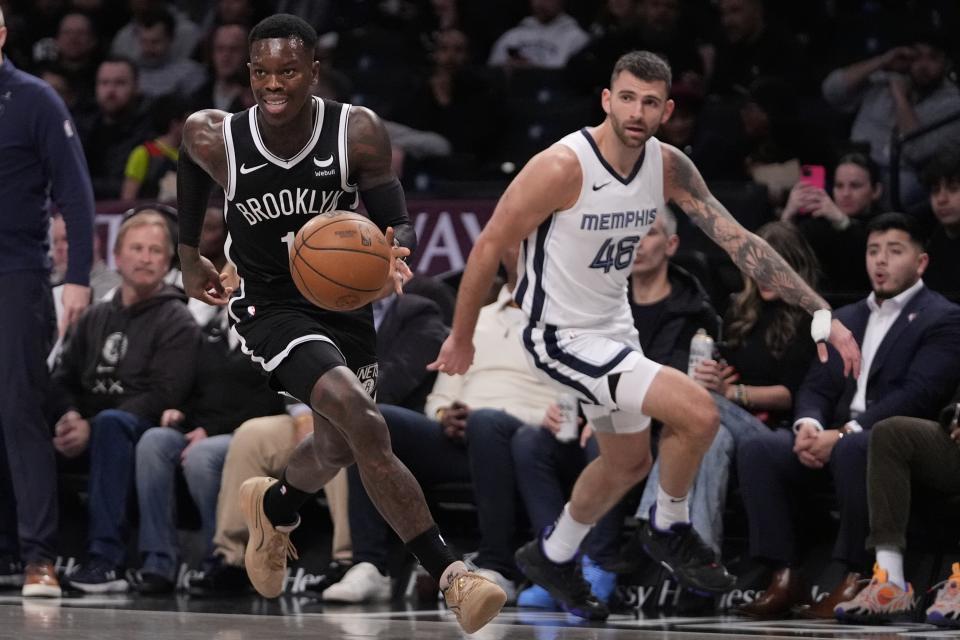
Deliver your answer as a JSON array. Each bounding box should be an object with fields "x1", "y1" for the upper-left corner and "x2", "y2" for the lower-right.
[{"x1": 173, "y1": 15, "x2": 505, "y2": 632}]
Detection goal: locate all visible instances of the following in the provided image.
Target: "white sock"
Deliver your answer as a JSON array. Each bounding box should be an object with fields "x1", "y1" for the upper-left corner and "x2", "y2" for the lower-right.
[
  {"x1": 875, "y1": 546, "x2": 905, "y2": 589},
  {"x1": 542, "y1": 504, "x2": 592, "y2": 564},
  {"x1": 654, "y1": 485, "x2": 689, "y2": 530}
]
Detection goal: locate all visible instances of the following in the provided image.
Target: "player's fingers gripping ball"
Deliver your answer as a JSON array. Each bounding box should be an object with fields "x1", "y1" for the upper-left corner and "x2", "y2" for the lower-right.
[{"x1": 289, "y1": 211, "x2": 392, "y2": 310}]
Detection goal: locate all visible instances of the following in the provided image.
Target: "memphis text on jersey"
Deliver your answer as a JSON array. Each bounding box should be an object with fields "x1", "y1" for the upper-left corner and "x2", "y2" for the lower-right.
[
  {"x1": 580, "y1": 207, "x2": 657, "y2": 231},
  {"x1": 234, "y1": 188, "x2": 345, "y2": 226}
]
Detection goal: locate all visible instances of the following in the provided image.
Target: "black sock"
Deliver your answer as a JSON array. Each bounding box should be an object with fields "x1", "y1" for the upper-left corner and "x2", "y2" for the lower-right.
[
  {"x1": 263, "y1": 473, "x2": 312, "y2": 527},
  {"x1": 405, "y1": 525, "x2": 460, "y2": 586}
]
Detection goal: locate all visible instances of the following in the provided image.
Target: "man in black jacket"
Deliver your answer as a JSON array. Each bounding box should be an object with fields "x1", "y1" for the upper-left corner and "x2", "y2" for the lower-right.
[
  {"x1": 626, "y1": 208, "x2": 721, "y2": 371},
  {"x1": 51, "y1": 210, "x2": 200, "y2": 593}
]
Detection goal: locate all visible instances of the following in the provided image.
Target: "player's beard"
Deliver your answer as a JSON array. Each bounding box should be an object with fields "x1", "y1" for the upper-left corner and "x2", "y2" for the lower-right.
[{"x1": 610, "y1": 113, "x2": 647, "y2": 149}]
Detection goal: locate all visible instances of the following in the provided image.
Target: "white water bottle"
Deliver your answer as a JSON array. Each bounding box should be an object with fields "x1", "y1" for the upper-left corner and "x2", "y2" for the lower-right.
[
  {"x1": 555, "y1": 393, "x2": 579, "y2": 442},
  {"x1": 687, "y1": 329, "x2": 714, "y2": 378}
]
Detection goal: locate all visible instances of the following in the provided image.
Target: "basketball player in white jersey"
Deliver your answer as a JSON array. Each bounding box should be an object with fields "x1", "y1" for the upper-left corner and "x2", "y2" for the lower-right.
[{"x1": 430, "y1": 51, "x2": 862, "y2": 619}]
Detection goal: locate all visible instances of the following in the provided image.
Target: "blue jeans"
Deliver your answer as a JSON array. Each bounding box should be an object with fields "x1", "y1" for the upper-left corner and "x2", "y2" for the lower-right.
[
  {"x1": 511, "y1": 424, "x2": 625, "y2": 566},
  {"x1": 135, "y1": 427, "x2": 231, "y2": 579},
  {"x1": 464, "y1": 408, "x2": 525, "y2": 579},
  {"x1": 88, "y1": 409, "x2": 155, "y2": 566},
  {"x1": 636, "y1": 393, "x2": 770, "y2": 552}
]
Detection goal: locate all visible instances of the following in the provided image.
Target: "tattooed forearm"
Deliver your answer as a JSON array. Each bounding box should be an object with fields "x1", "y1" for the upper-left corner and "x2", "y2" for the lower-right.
[
  {"x1": 665, "y1": 146, "x2": 829, "y2": 314},
  {"x1": 728, "y1": 223, "x2": 829, "y2": 313}
]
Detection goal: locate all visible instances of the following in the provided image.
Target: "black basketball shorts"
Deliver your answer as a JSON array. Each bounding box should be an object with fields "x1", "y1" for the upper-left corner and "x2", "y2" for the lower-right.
[{"x1": 228, "y1": 296, "x2": 378, "y2": 404}]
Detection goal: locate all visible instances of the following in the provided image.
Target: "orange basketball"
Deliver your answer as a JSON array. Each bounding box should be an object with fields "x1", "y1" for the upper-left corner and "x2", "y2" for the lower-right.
[{"x1": 289, "y1": 211, "x2": 392, "y2": 311}]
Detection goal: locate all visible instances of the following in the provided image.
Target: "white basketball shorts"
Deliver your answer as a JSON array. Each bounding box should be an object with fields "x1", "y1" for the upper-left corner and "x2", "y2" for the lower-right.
[{"x1": 520, "y1": 324, "x2": 662, "y2": 434}]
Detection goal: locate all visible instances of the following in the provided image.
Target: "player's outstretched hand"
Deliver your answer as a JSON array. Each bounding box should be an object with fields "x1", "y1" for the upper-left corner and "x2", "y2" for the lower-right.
[
  {"x1": 182, "y1": 253, "x2": 233, "y2": 306},
  {"x1": 428, "y1": 334, "x2": 475, "y2": 375},
  {"x1": 822, "y1": 318, "x2": 861, "y2": 378}
]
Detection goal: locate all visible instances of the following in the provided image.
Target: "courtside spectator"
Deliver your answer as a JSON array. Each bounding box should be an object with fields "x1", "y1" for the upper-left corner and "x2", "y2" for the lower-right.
[
  {"x1": 782, "y1": 153, "x2": 882, "y2": 296},
  {"x1": 920, "y1": 149, "x2": 960, "y2": 299},
  {"x1": 737, "y1": 212, "x2": 960, "y2": 618},
  {"x1": 77, "y1": 56, "x2": 152, "y2": 199},
  {"x1": 487, "y1": 0, "x2": 588, "y2": 70},
  {"x1": 52, "y1": 211, "x2": 199, "y2": 593},
  {"x1": 822, "y1": 29, "x2": 960, "y2": 208}
]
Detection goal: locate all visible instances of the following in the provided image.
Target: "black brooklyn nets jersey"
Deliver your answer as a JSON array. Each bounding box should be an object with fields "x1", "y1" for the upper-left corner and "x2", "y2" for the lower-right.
[{"x1": 223, "y1": 96, "x2": 360, "y2": 299}]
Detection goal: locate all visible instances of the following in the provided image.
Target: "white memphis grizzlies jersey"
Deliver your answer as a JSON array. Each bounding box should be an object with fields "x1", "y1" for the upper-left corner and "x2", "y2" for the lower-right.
[{"x1": 515, "y1": 129, "x2": 665, "y2": 331}]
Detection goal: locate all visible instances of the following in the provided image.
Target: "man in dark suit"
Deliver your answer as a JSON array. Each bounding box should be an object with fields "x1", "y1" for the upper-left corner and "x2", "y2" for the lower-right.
[
  {"x1": 736, "y1": 212, "x2": 960, "y2": 618},
  {"x1": 372, "y1": 287, "x2": 450, "y2": 413}
]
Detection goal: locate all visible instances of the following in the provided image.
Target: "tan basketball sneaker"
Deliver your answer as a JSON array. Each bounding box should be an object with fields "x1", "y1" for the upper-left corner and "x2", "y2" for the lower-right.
[
  {"x1": 22, "y1": 561, "x2": 62, "y2": 598},
  {"x1": 239, "y1": 477, "x2": 299, "y2": 598},
  {"x1": 443, "y1": 571, "x2": 507, "y2": 634}
]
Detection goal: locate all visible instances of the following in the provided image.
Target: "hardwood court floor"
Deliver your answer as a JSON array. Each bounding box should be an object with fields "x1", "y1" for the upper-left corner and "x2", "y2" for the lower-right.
[{"x1": 1, "y1": 595, "x2": 956, "y2": 640}]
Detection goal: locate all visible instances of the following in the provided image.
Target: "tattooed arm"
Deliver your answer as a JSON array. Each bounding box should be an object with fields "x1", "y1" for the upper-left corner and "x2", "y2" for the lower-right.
[
  {"x1": 662, "y1": 143, "x2": 826, "y2": 312},
  {"x1": 661, "y1": 143, "x2": 861, "y2": 377}
]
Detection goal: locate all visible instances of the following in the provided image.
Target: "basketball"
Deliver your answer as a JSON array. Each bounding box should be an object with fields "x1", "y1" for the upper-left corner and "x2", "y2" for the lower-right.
[{"x1": 289, "y1": 211, "x2": 392, "y2": 311}]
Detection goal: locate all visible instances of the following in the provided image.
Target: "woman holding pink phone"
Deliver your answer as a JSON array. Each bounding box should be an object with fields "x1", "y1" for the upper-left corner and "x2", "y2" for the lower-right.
[{"x1": 781, "y1": 153, "x2": 883, "y2": 296}]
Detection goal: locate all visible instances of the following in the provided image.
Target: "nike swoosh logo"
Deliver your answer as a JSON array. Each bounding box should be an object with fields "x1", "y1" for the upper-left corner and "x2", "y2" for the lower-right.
[
  {"x1": 314, "y1": 155, "x2": 334, "y2": 168},
  {"x1": 254, "y1": 491, "x2": 265, "y2": 551},
  {"x1": 240, "y1": 162, "x2": 268, "y2": 174},
  {"x1": 592, "y1": 181, "x2": 611, "y2": 191}
]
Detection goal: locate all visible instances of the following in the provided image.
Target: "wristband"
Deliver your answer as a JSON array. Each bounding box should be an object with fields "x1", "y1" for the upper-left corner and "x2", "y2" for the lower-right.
[
  {"x1": 811, "y1": 309, "x2": 831, "y2": 343},
  {"x1": 735, "y1": 384, "x2": 750, "y2": 407}
]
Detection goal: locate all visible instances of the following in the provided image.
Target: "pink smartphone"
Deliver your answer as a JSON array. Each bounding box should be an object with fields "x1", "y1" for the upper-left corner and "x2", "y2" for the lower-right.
[{"x1": 799, "y1": 164, "x2": 826, "y2": 190}]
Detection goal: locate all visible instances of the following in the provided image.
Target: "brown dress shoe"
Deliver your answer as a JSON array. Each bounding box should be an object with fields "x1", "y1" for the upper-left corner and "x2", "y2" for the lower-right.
[
  {"x1": 22, "y1": 562, "x2": 62, "y2": 598},
  {"x1": 794, "y1": 571, "x2": 864, "y2": 619},
  {"x1": 736, "y1": 567, "x2": 809, "y2": 619}
]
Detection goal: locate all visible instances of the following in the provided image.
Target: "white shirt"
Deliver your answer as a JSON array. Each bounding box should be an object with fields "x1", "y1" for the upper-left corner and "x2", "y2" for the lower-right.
[
  {"x1": 425, "y1": 285, "x2": 558, "y2": 426},
  {"x1": 850, "y1": 278, "x2": 925, "y2": 414},
  {"x1": 372, "y1": 294, "x2": 396, "y2": 331},
  {"x1": 487, "y1": 14, "x2": 589, "y2": 69}
]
